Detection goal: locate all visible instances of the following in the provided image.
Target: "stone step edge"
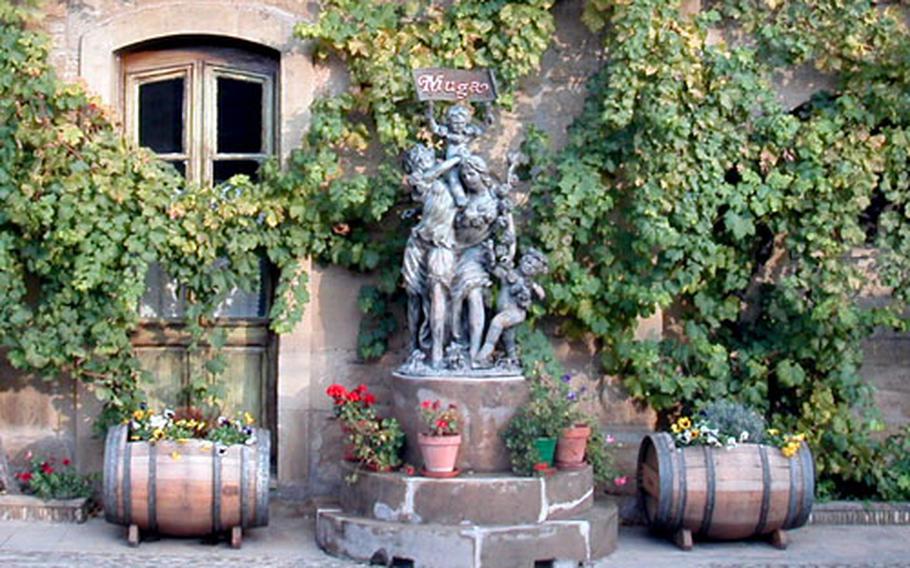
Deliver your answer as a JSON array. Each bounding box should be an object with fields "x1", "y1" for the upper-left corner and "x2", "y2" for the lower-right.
[
  {"x1": 341, "y1": 462, "x2": 594, "y2": 525},
  {"x1": 809, "y1": 502, "x2": 910, "y2": 526},
  {"x1": 316, "y1": 500, "x2": 619, "y2": 568}
]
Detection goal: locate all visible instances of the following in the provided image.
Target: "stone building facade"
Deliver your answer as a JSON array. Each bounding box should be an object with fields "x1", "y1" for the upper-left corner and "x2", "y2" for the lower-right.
[{"x1": 0, "y1": 0, "x2": 907, "y2": 500}]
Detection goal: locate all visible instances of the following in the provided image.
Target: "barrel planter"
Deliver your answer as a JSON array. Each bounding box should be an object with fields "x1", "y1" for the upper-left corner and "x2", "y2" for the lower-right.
[
  {"x1": 637, "y1": 432, "x2": 814, "y2": 550},
  {"x1": 103, "y1": 424, "x2": 270, "y2": 548}
]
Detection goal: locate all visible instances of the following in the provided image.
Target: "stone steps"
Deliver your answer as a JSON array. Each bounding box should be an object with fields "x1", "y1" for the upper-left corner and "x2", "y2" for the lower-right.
[
  {"x1": 339, "y1": 462, "x2": 594, "y2": 525},
  {"x1": 316, "y1": 500, "x2": 619, "y2": 568}
]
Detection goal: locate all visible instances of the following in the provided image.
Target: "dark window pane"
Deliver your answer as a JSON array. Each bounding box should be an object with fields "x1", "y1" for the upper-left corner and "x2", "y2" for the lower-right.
[
  {"x1": 214, "y1": 160, "x2": 260, "y2": 184},
  {"x1": 217, "y1": 78, "x2": 263, "y2": 153},
  {"x1": 139, "y1": 78, "x2": 184, "y2": 153},
  {"x1": 165, "y1": 160, "x2": 186, "y2": 178}
]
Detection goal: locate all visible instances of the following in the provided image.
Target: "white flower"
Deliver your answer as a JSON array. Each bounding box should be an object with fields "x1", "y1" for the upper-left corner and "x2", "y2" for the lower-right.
[
  {"x1": 739, "y1": 431, "x2": 749, "y2": 442},
  {"x1": 725, "y1": 436, "x2": 738, "y2": 448},
  {"x1": 150, "y1": 415, "x2": 167, "y2": 429}
]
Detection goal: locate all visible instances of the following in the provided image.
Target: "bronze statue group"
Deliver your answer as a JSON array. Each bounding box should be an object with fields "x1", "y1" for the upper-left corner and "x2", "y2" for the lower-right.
[{"x1": 401, "y1": 103, "x2": 548, "y2": 374}]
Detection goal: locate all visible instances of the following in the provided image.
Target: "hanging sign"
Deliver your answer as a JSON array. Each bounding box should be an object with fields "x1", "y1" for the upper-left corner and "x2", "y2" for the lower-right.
[{"x1": 412, "y1": 68, "x2": 498, "y2": 102}]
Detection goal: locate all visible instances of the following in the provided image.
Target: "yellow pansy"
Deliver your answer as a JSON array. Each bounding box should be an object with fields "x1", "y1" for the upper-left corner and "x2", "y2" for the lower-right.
[
  {"x1": 767, "y1": 428, "x2": 780, "y2": 436},
  {"x1": 781, "y1": 442, "x2": 800, "y2": 458},
  {"x1": 132, "y1": 409, "x2": 145, "y2": 420},
  {"x1": 691, "y1": 429, "x2": 700, "y2": 439},
  {"x1": 677, "y1": 417, "x2": 692, "y2": 430},
  {"x1": 793, "y1": 433, "x2": 806, "y2": 442},
  {"x1": 671, "y1": 423, "x2": 681, "y2": 434},
  {"x1": 243, "y1": 412, "x2": 255, "y2": 426}
]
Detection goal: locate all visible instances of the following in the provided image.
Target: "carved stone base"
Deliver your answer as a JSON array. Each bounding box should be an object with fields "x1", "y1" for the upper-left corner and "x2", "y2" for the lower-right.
[{"x1": 391, "y1": 373, "x2": 528, "y2": 472}]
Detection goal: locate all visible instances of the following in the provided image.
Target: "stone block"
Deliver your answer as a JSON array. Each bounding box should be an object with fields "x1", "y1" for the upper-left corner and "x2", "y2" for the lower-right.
[
  {"x1": 337, "y1": 462, "x2": 593, "y2": 525},
  {"x1": 316, "y1": 500, "x2": 618, "y2": 568},
  {"x1": 545, "y1": 465, "x2": 593, "y2": 520},
  {"x1": 0, "y1": 495, "x2": 89, "y2": 523}
]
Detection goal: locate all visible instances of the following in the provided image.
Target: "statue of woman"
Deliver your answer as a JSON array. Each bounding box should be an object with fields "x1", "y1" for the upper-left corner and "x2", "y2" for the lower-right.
[
  {"x1": 451, "y1": 155, "x2": 517, "y2": 365},
  {"x1": 401, "y1": 144, "x2": 462, "y2": 369}
]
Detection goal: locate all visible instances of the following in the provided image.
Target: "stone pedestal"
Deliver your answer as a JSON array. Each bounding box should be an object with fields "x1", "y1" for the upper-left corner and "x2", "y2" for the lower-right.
[
  {"x1": 390, "y1": 372, "x2": 528, "y2": 472},
  {"x1": 317, "y1": 464, "x2": 618, "y2": 568},
  {"x1": 316, "y1": 371, "x2": 617, "y2": 567}
]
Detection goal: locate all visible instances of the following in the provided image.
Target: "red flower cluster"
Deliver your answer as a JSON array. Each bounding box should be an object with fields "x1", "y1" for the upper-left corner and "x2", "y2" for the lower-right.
[
  {"x1": 326, "y1": 383, "x2": 378, "y2": 424},
  {"x1": 417, "y1": 399, "x2": 460, "y2": 437},
  {"x1": 15, "y1": 471, "x2": 33, "y2": 484},
  {"x1": 41, "y1": 462, "x2": 54, "y2": 475},
  {"x1": 327, "y1": 383, "x2": 376, "y2": 406}
]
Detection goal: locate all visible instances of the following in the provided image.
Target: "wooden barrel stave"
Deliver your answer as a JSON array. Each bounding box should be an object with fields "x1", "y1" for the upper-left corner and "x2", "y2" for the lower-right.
[
  {"x1": 637, "y1": 433, "x2": 814, "y2": 540},
  {"x1": 103, "y1": 424, "x2": 270, "y2": 535}
]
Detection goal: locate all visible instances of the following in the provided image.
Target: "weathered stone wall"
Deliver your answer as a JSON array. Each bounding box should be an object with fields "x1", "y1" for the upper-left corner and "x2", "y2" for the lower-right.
[{"x1": 1, "y1": 0, "x2": 906, "y2": 499}]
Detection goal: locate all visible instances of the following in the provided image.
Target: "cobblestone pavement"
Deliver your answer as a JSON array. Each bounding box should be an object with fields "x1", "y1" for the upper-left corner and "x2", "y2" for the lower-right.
[{"x1": 0, "y1": 503, "x2": 907, "y2": 567}]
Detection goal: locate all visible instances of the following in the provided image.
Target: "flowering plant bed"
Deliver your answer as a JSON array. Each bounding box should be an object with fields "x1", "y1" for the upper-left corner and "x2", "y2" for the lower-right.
[{"x1": 13, "y1": 454, "x2": 93, "y2": 501}]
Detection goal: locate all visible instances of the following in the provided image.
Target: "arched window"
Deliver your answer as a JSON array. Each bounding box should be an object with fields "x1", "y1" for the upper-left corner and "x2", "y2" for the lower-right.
[{"x1": 119, "y1": 37, "x2": 278, "y2": 429}]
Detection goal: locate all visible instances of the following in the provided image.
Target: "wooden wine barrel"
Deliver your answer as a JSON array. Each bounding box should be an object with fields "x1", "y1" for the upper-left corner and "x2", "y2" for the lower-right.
[
  {"x1": 103, "y1": 424, "x2": 270, "y2": 537},
  {"x1": 637, "y1": 433, "x2": 814, "y2": 541}
]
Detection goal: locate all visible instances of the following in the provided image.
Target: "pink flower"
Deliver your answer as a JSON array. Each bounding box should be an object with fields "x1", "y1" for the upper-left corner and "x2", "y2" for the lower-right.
[
  {"x1": 613, "y1": 476, "x2": 628, "y2": 487},
  {"x1": 605, "y1": 434, "x2": 615, "y2": 444}
]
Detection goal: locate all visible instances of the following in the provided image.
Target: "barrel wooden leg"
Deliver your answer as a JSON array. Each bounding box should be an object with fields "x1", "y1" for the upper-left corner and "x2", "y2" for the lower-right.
[
  {"x1": 770, "y1": 529, "x2": 788, "y2": 550},
  {"x1": 127, "y1": 524, "x2": 140, "y2": 547},
  {"x1": 231, "y1": 526, "x2": 242, "y2": 549},
  {"x1": 673, "y1": 528, "x2": 693, "y2": 551}
]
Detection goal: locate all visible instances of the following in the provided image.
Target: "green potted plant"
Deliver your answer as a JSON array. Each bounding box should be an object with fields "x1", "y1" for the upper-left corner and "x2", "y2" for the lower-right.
[
  {"x1": 325, "y1": 383, "x2": 404, "y2": 473},
  {"x1": 326, "y1": 383, "x2": 378, "y2": 461},
  {"x1": 416, "y1": 400, "x2": 461, "y2": 477},
  {"x1": 506, "y1": 363, "x2": 618, "y2": 483}
]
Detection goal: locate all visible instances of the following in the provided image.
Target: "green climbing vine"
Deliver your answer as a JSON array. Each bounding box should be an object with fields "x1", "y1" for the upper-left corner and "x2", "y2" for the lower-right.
[
  {"x1": 0, "y1": 0, "x2": 556, "y2": 428},
  {"x1": 524, "y1": 0, "x2": 910, "y2": 499},
  {"x1": 3, "y1": 0, "x2": 909, "y2": 500}
]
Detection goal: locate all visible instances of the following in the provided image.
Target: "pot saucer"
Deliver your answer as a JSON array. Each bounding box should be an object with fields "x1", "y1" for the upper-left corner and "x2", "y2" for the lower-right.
[{"x1": 421, "y1": 467, "x2": 461, "y2": 479}]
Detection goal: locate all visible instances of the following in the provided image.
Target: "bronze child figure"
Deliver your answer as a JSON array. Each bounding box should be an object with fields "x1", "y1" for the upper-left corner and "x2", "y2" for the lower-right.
[{"x1": 474, "y1": 247, "x2": 549, "y2": 367}]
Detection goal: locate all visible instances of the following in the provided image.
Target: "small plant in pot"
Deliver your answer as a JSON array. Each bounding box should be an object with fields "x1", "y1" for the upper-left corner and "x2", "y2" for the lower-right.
[
  {"x1": 417, "y1": 400, "x2": 461, "y2": 478},
  {"x1": 553, "y1": 373, "x2": 593, "y2": 470},
  {"x1": 505, "y1": 364, "x2": 577, "y2": 474},
  {"x1": 506, "y1": 363, "x2": 618, "y2": 482}
]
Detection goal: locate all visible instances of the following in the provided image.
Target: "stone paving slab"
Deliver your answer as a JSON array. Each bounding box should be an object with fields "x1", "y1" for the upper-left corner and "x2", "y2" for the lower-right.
[{"x1": 0, "y1": 501, "x2": 907, "y2": 567}]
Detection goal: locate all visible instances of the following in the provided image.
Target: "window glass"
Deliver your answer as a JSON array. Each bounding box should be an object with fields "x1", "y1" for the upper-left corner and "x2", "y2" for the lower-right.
[
  {"x1": 138, "y1": 78, "x2": 184, "y2": 153},
  {"x1": 217, "y1": 77, "x2": 263, "y2": 153},
  {"x1": 213, "y1": 159, "x2": 260, "y2": 184}
]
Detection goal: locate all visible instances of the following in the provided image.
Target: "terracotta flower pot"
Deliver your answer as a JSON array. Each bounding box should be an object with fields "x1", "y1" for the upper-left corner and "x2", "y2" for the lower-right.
[
  {"x1": 533, "y1": 437, "x2": 557, "y2": 466},
  {"x1": 418, "y1": 433, "x2": 461, "y2": 473},
  {"x1": 556, "y1": 424, "x2": 591, "y2": 470}
]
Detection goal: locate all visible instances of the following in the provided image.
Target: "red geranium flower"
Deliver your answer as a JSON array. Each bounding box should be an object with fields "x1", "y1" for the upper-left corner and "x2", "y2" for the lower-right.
[
  {"x1": 41, "y1": 462, "x2": 54, "y2": 475},
  {"x1": 435, "y1": 419, "x2": 448, "y2": 430},
  {"x1": 62, "y1": 458, "x2": 71, "y2": 466},
  {"x1": 16, "y1": 471, "x2": 33, "y2": 483},
  {"x1": 364, "y1": 393, "x2": 376, "y2": 406},
  {"x1": 533, "y1": 462, "x2": 549, "y2": 472},
  {"x1": 326, "y1": 384, "x2": 347, "y2": 399},
  {"x1": 420, "y1": 400, "x2": 432, "y2": 409},
  {"x1": 355, "y1": 384, "x2": 367, "y2": 394},
  {"x1": 346, "y1": 390, "x2": 361, "y2": 402}
]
